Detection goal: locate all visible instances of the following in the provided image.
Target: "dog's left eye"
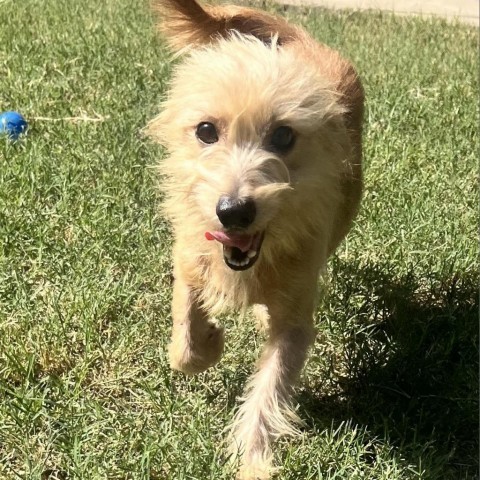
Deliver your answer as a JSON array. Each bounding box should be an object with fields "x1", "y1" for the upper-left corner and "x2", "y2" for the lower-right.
[
  {"x1": 268, "y1": 126, "x2": 296, "y2": 153},
  {"x1": 195, "y1": 122, "x2": 219, "y2": 145}
]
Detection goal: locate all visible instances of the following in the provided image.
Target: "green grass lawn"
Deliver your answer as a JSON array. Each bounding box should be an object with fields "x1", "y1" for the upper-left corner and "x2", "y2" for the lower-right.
[{"x1": 0, "y1": 0, "x2": 478, "y2": 478}]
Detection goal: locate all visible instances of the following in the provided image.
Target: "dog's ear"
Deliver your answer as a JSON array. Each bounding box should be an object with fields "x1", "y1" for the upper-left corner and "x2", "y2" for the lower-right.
[
  {"x1": 151, "y1": 0, "x2": 218, "y2": 51},
  {"x1": 151, "y1": 0, "x2": 299, "y2": 52}
]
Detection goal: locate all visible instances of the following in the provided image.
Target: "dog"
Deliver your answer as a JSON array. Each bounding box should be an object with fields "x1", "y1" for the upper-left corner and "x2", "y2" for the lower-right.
[{"x1": 147, "y1": 0, "x2": 364, "y2": 477}]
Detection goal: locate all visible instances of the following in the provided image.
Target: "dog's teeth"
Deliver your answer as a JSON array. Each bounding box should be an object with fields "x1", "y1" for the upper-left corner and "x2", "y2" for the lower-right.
[
  {"x1": 226, "y1": 258, "x2": 252, "y2": 267},
  {"x1": 247, "y1": 250, "x2": 257, "y2": 258},
  {"x1": 224, "y1": 247, "x2": 233, "y2": 259}
]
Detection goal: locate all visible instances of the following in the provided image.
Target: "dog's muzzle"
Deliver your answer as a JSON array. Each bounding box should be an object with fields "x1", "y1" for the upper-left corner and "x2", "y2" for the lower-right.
[
  {"x1": 205, "y1": 230, "x2": 264, "y2": 271},
  {"x1": 205, "y1": 195, "x2": 264, "y2": 270}
]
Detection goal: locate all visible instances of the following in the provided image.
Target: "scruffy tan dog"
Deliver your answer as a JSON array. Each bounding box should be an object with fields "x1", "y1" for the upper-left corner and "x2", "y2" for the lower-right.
[{"x1": 147, "y1": 0, "x2": 363, "y2": 477}]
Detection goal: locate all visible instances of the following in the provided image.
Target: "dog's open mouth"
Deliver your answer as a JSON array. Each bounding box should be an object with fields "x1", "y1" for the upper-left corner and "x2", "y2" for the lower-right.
[{"x1": 205, "y1": 231, "x2": 264, "y2": 271}]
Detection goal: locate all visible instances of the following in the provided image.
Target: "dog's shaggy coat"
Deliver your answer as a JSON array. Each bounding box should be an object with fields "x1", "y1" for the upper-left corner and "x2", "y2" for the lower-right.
[{"x1": 147, "y1": 1, "x2": 363, "y2": 478}]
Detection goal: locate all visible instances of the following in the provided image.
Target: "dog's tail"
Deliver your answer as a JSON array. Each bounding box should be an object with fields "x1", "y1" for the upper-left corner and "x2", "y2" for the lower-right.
[{"x1": 151, "y1": 0, "x2": 301, "y2": 51}]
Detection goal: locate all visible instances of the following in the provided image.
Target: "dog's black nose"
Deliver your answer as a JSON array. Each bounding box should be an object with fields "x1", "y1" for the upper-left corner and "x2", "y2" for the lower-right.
[{"x1": 216, "y1": 196, "x2": 256, "y2": 229}]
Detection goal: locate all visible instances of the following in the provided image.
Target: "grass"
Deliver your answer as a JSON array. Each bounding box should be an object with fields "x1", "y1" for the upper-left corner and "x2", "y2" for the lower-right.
[{"x1": 0, "y1": 0, "x2": 478, "y2": 478}]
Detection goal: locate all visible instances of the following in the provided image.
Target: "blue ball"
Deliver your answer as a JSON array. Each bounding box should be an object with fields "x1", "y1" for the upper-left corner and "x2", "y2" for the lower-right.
[{"x1": 0, "y1": 111, "x2": 28, "y2": 139}]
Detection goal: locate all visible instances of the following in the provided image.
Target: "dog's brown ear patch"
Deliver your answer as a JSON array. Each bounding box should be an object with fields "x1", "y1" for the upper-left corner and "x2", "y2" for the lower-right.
[
  {"x1": 151, "y1": 0, "x2": 298, "y2": 51},
  {"x1": 151, "y1": 0, "x2": 219, "y2": 50}
]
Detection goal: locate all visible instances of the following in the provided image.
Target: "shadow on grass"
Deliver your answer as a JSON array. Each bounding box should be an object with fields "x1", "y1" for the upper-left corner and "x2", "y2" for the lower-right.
[{"x1": 299, "y1": 260, "x2": 478, "y2": 479}]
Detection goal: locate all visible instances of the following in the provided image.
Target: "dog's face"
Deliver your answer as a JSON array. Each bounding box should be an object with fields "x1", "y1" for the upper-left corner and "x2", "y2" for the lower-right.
[{"x1": 149, "y1": 36, "x2": 348, "y2": 271}]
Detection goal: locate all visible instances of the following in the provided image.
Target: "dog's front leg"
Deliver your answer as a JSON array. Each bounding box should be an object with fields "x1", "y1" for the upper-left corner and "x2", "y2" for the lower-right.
[
  {"x1": 169, "y1": 276, "x2": 224, "y2": 375},
  {"x1": 232, "y1": 303, "x2": 316, "y2": 479}
]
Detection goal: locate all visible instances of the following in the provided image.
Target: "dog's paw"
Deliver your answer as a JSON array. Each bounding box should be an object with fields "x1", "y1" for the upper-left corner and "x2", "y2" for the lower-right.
[
  {"x1": 230, "y1": 440, "x2": 275, "y2": 480},
  {"x1": 236, "y1": 463, "x2": 273, "y2": 480},
  {"x1": 169, "y1": 322, "x2": 225, "y2": 375}
]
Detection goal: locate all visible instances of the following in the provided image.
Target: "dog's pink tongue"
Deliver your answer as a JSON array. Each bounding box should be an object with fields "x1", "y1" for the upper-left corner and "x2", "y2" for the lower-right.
[{"x1": 205, "y1": 231, "x2": 253, "y2": 252}]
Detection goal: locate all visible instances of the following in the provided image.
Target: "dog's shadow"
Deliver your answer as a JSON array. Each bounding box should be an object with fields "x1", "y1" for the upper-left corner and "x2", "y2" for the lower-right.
[{"x1": 297, "y1": 260, "x2": 478, "y2": 478}]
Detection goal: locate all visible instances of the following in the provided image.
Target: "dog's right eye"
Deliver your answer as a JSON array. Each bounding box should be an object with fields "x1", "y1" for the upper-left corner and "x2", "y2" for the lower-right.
[{"x1": 195, "y1": 122, "x2": 219, "y2": 145}]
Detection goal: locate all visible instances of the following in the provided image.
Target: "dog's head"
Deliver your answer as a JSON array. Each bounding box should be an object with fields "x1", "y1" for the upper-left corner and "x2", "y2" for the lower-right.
[{"x1": 148, "y1": 35, "x2": 349, "y2": 271}]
